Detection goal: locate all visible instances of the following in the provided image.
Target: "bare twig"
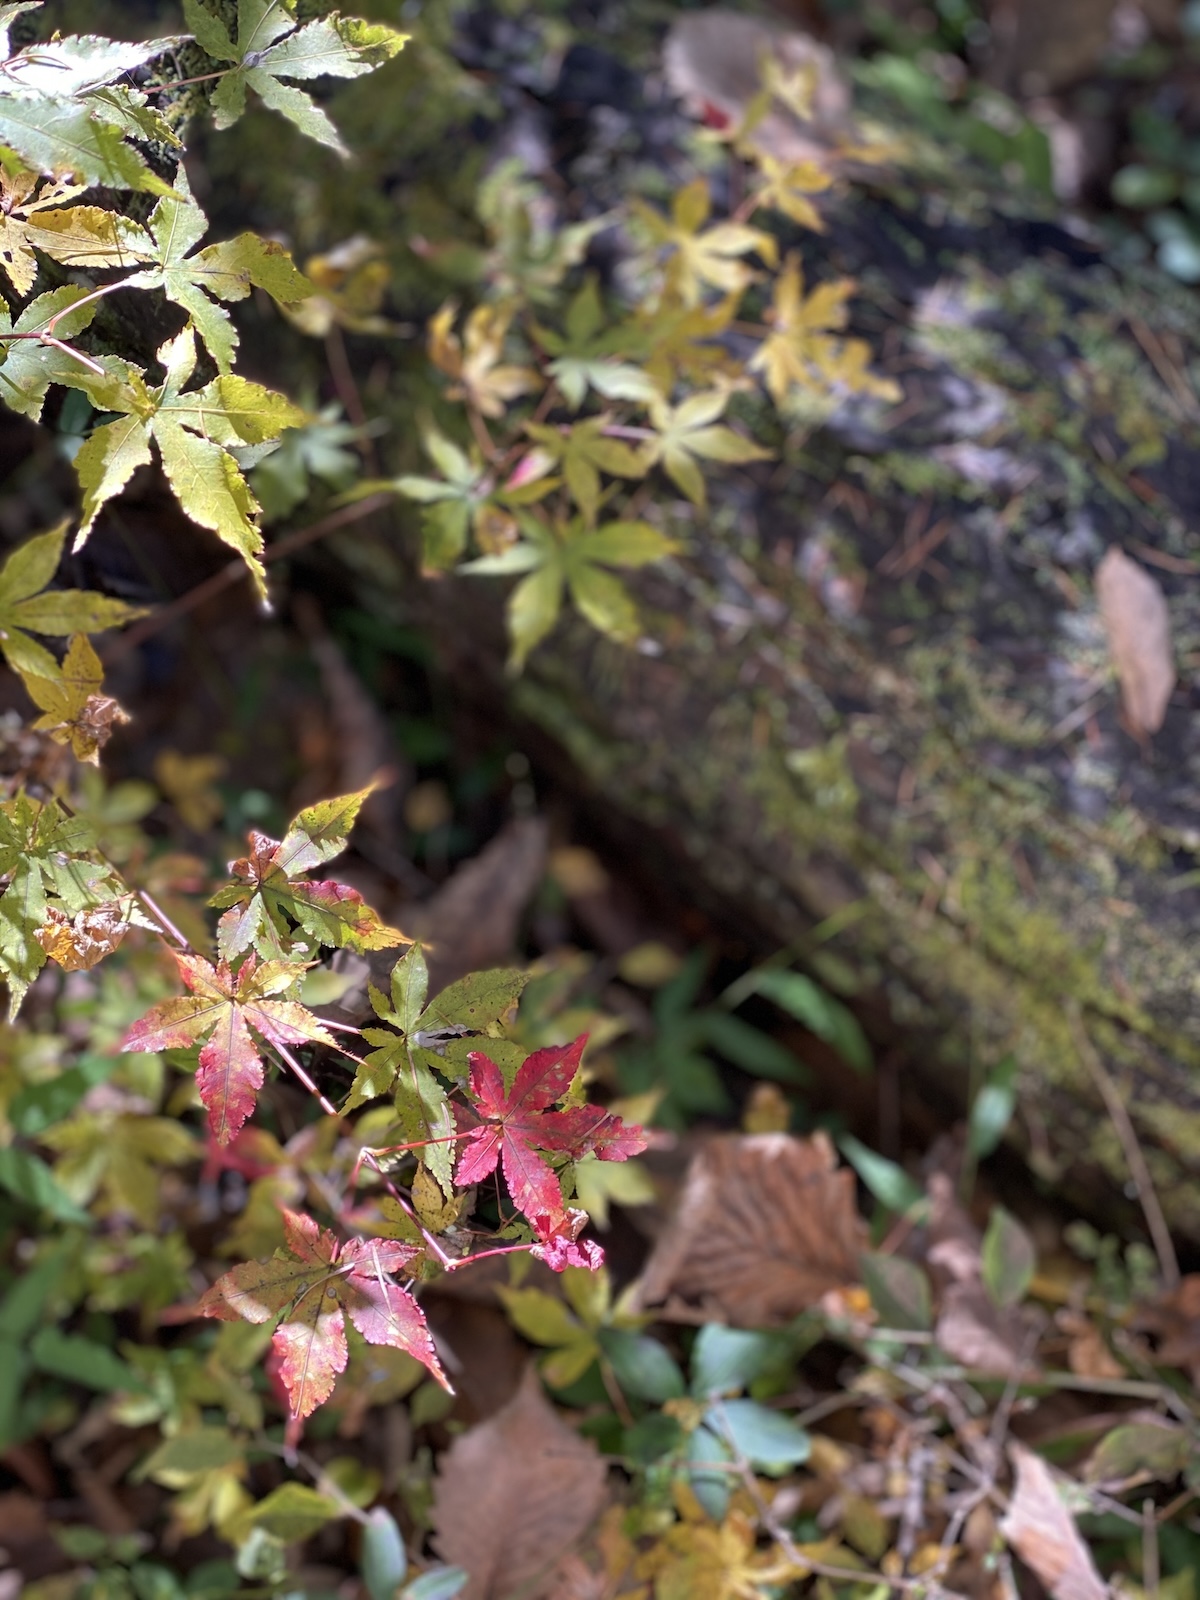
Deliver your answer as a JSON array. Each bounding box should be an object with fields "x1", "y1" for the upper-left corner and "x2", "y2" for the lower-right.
[
  {"x1": 1068, "y1": 1006, "x2": 1180, "y2": 1292},
  {"x1": 104, "y1": 492, "x2": 394, "y2": 661}
]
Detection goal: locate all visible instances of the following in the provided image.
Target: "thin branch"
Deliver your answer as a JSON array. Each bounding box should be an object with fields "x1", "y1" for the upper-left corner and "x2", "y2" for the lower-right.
[
  {"x1": 104, "y1": 492, "x2": 394, "y2": 662},
  {"x1": 1068, "y1": 1006, "x2": 1180, "y2": 1292}
]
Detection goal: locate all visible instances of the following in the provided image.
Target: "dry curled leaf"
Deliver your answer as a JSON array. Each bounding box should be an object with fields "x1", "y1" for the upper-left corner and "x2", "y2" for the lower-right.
[
  {"x1": 999, "y1": 1445, "x2": 1107, "y2": 1600},
  {"x1": 634, "y1": 1132, "x2": 866, "y2": 1325},
  {"x1": 1095, "y1": 546, "x2": 1175, "y2": 737},
  {"x1": 431, "y1": 1365, "x2": 608, "y2": 1600},
  {"x1": 35, "y1": 899, "x2": 145, "y2": 972}
]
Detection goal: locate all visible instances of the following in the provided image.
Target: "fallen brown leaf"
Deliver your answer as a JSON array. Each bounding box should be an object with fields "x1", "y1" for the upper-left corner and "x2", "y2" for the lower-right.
[
  {"x1": 999, "y1": 1445, "x2": 1107, "y2": 1600},
  {"x1": 431, "y1": 1365, "x2": 608, "y2": 1600},
  {"x1": 633, "y1": 1132, "x2": 866, "y2": 1325},
  {"x1": 1095, "y1": 546, "x2": 1175, "y2": 737},
  {"x1": 1058, "y1": 1310, "x2": 1124, "y2": 1382},
  {"x1": 1135, "y1": 1271, "x2": 1200, "y2": 1385},
  {"x1": 664, "y1": 11, "x2": 855, "y2": 165},
  {"x1": 403, "y1": 814, "x2": 548, "y2": 994},
  {"x1": 935, "y1": 1281, "x2": 1035, "y2": 1378}
]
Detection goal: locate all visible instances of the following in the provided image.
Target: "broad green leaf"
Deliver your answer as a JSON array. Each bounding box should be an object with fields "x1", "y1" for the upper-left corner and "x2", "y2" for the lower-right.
[
  {"x1": 566, "y1": 561, "x2": 639, "y2": 644},
  {"x1": 644, "y1": 391, "x2": 769, "y2": 510},
  {"x1": 1084, "y1": 1422, "x2": 1190, "y2": 1485},
  {"x1": 204, "y1": 4, "x2": 406, "y2": 154},
  {"x1": 0, "y1": 33, "x2": 185, "y2": 97},
  {"x1": 416, "y1": 968, "x2": 529, "y2": 1034},
  {"x1": 838, "y1": 1135, "x2": 924, "y2": 1215},
  {"x1": 508, "y1": 562, "x2": 564, "y2": 670},
  {"x1": 968, "y1": 1055, "x2": 1018, "y2": 1158},
  {"x1": 685, "y1": 1423, "x2": 732, "y2": 1521},
  {"x1": 747, "y1": 969, "x2": 873, "y2": 1074},
  {"x1": 395, "y1": 1049, "x2": 456, "y2": 1195},
  {"x1": 981, "y1": 1207, "x2": 1036, "y2": 1308},
  {"x1": 701, "y1": 1011, "x2": 808, "y2": 1083},
  {"x1": 690, "y1": 1324, "x2": 790, "y2": 1398},
  {"x1": 390, "y1": 943, "x2": 429, "y2": 1034},
  {"x1": 361, "y1": 1506, "x2": 408, "y2": 1600},
  {"x1": 140, "y1": 1429, "x2": 246, "y2": 1482},
  {"x1": 498, "y1": 1286, "x2": 583, "y2": 1349},
  {"x1": 598, "y1": 1328, "x2": 685, "y2": 1402},
  {"x1": 709, "y1": 1398, "x2": 810, "y2": 1472},
  {"x1": 227, "y1": 1482, "x2": 341, "y2": 1545},
  {"x1": 0, "y1": 1145, "x2": 89, "y2": 1222},
  {"x1": 860, "y1": 1253, "x2": 932, "y2": 1332},
  {"x1": 31, "y1": 1327, "x2": 144, "y2": 1392},
  {"x1": 0, "y1": 99, "x2": 172, "y2": 193},
  {"x1": 183, "y1": 0, "x2": 238, "y2": 60}
]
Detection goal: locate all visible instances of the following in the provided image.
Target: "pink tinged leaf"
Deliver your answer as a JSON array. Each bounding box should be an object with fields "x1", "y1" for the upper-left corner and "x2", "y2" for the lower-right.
[
  {"x1": 531, "y1": 1209, "x2": 604, "y2": 1273},
  {"x1": 464, "y1": 1049, "x2": 509, "y2": 1120},
  {"x1": 175, "y1": 950, "x2": 234, "y2": 1001},
  {"x1": 273, "y1": 1295, "x2": 348, "y2": 1419},
  {"x1": 282, "y1": 1207, "x2": 338, "y2": 1265},
  {"x1": 244, "y1": 997, "x2": 336, "y2": 1050},
  {"x1": 196, "y1": 1004, "x2": 265, "y2": 1145},
  {"x1": 529, "y1": 1104, "x2": 648, "y2": 1161},
  {"x1": 342, "y1": 1241, "x2": 450, "y2": 1392},
  {"x1": 120, "y1": 994, "x2": 212, "y2": 1053},
  {"x1": 454, "y1": 1118, "x2": 504, "y2": 1188},
  {"x1": 198, "y1": 1252, "x2": 326, "y2": 1324},
  {"x1": 340, "y1": 1235, "x2": 422, "y2": 1275},
  {"x1": 507, "y1": 1032, "x2": 588, "y2": 1112}
]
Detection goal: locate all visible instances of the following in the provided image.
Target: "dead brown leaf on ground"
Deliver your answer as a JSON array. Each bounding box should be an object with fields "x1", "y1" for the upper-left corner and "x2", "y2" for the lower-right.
[
  {"x1": 431, "y1": 1365, "x2": 608, "y2": 1600},
  {"x1": 664, "y1": 11, "x2": 856, "y2": 164},
  {"x1": 1135, "y1": 1271, "x2": 1200, "y2": 1385},
  {"x1": 1095, "y1": 546, "x2": 1175, "y2": 737},
  {"x1": 999, "y1": 1445, "x2": 1107, "y2": 1600},
  {"x1": 935, "y1": 1281, "x2": 1036, "y2": 1378},
  {"x1": 633, "y1": 1132, "x2": 866, "y2": 1325}
]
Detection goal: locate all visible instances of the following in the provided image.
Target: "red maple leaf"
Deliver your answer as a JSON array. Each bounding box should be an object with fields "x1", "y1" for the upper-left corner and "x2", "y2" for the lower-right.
[
  {"x1": 121, "y1": 951, "x2": 336, "y2": 1144},
  {"x1": 200, "y1": 1208, "x2": 448, "y2": 1419},
  {"x1": 454, "y1": 1034, "x2": 647, "y2": 1255}
]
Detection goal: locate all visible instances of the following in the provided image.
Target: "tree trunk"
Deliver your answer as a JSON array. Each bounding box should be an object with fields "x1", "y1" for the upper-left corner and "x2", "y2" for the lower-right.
[{"x1": 326, "y1": 172, "x2": 1200, "y2": 1242}]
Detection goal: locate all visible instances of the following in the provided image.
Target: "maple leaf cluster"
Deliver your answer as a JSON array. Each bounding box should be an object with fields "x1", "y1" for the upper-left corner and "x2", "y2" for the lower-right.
[
  {"x1": 200, "y1": 1209, "x2": 446, "y2": 1419},
  {"x1": 456, "y1": 1034, "x2": 647, "y2": 1270}
]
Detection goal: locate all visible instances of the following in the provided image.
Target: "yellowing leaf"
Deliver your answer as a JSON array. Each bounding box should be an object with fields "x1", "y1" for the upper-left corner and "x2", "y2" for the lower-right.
[
  {"x1": 154, "y1": 749, "x2": 227, "y2": 832},
  {"x1": 644, "y1": 390, "x2": 770, "y2": 509},
  {"x1": 124, "y1": 167, "x2": 311, "y2": 372},
  {"x1": 0, "y1": 522, "x2": 145, "y2": 691},
  {"x1": 749, "y1": 155, "x2": 832, "y2": 230},
  {"x1": 73, "y1": 327, "x2": 307, "y2": 591},
  {"x1": 632, "y1": 177, "x2": 777, "y2": 307},
  {"x1": 750, "y1": 254, "x2": 899, "y2": 407},
  {"x1": 428, "y1": 301, "x2": 538, "y2": 419},
  {"x1": 24, "y1": 632, "x2": 130, "y2": 763}
]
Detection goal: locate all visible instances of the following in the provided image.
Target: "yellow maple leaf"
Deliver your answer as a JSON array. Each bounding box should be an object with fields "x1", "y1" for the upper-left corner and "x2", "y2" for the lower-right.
[
  {"x1": 632, "y1": 179, "x2": 777, "y2": 308},
  {"x1": 25, "y1": 632, "x2": 129, "y2": 764},
  {"x1": 750, "y1": 254, "x2": 900, "y2": 407},
  {"x1": 428, "y1": 300, "x2": 538, "y2": 419}
]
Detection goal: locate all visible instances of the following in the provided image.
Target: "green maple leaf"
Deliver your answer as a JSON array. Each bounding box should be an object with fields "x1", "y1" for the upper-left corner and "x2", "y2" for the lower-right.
[
  {"x1": 0, "y1": 792, "x2": 120, "y2": 1015},
  {"x1": 0, "y1": 33, "x2": 186, "y2": 195},
  {"x1": 533, "y1": 279, "x2": 660, "y2": 410},
  {"x1": 524, "y1": 417, "x2": 647, "y2": 526},
  {"x1": 123, "y1": 167, "x2": 312, "y2": 372},
  {"x1": 71, "y1": 326, "x2": 308, "y2": 593},
  {"x1": 185, "y1": 0, "x2": 407, "y2": 156},
  {"x1": 0, "y1": 521, "x2": 145, "y2": 687},
  {"x1": 464, "y1": 514, "x2": 678, "y2": 670},
  {"x1": 0, "y1": 287, "x2": 108, "y2": 420},
  {"x1": 643, "y1": 390, "x2": 770, "y2": 510},
  {"x1": 209, "y1": 785, "x2": 407, "y2": 961}
]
